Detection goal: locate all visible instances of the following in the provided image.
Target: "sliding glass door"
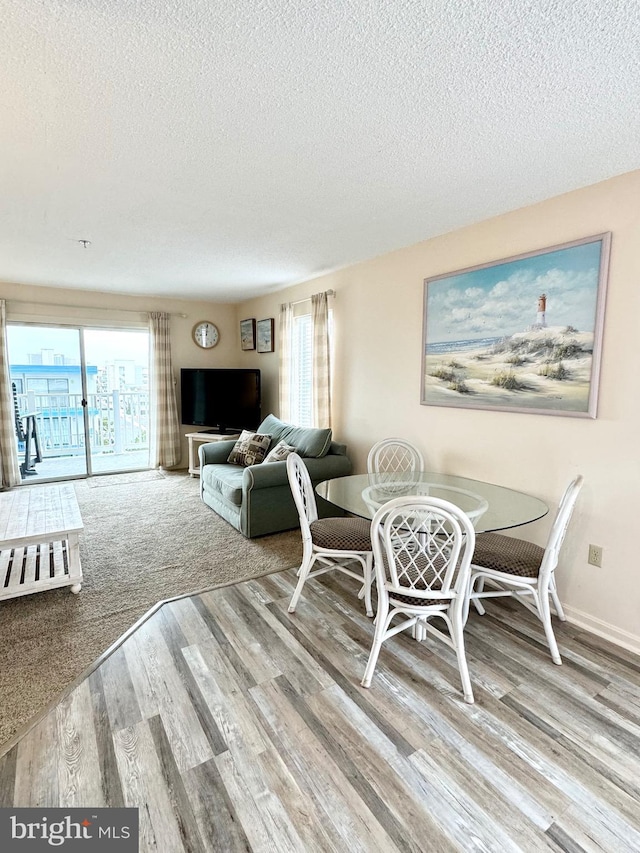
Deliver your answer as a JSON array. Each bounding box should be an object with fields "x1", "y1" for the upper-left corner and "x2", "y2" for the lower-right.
[
  {"x1": 82, "y1": 329, "x2": 150, "y2": 475},
  {"x1": 8, "y1": 324, "x2": 150, "y2": 483}
]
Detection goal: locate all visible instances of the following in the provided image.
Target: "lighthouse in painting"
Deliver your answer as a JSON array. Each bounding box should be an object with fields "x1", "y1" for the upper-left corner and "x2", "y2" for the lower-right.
[{"x1": 535, "y1": 293, "x2": 547, "y2": 328}]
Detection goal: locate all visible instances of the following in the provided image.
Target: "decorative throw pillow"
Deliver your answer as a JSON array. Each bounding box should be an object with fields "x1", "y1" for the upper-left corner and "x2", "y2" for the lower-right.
[
  {"x1": 227, "y1": 431, "x2": 272, "y2": 467},
  {"x1": 264, "y1": 440, "x2": 296, "y2": 464}
]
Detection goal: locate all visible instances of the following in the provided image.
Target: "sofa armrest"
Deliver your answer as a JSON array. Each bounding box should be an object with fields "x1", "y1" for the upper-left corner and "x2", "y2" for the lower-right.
[
  {"x1": 242, "y1": 460, "x2": 289, "y2": 490},
  {"x1": 243, "y1": 453, "x2": 352, "y2": 491},
  {"x1": 199, "y1": 440, "x2": 237, "y2": 465}
]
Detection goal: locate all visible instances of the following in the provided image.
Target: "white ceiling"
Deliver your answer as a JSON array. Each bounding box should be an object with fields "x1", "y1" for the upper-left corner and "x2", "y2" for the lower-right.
[{"x1": 2, "y1": 1, "x2": 640, "y2": 303}]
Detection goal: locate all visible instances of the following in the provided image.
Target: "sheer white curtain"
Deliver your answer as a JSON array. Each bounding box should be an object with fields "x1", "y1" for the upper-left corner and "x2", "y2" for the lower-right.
[
  {"x1": 0, "y1": 301, "x2": 21, "y2": 489},
  {"x1": 278, "y1": 302, "x2": 293, "y2": 422},
  {"x1": 148, "y1": 312, "x2": 181, "y2": 469},
  {"x1": 311, "y1": 291, "x2": 331, "y2": 429},
  {"x1": 279, "y1": 291, "x2": 332, "y2": 428}
]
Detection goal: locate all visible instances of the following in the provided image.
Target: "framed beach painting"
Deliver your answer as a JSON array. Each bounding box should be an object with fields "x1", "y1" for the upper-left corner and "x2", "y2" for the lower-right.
[
  {"x1": 421, "y1": 233, "x2": 611, "y2": 418},
  {"x1": 257, "y1": 318, "x2": 275, "y2": 353},
  {"x1": 240, "y1": 318, "x2": 256, "y2": 350}
]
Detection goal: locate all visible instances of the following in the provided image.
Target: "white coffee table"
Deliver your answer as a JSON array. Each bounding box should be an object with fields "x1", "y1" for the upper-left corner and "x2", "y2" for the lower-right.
[{"x1": 0, "y1": 483, "x2": 84, "y2": 601}]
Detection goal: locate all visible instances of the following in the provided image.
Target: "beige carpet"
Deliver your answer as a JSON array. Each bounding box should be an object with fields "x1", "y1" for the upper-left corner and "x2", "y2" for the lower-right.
[{"x1": 0, "y1": 471, "x2": 302, "y2": 748}]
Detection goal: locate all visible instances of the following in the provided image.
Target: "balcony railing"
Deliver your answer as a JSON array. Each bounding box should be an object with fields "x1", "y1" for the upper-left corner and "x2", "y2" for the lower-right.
[{"x1": 15, "y1": 390, "x2": 149, "y2": 458}]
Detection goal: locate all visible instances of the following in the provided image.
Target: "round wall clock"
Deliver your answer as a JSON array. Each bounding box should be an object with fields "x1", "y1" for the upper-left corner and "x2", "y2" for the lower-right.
[{"x1": 192, "y1": 321, "x2": 220, "y2": 349}]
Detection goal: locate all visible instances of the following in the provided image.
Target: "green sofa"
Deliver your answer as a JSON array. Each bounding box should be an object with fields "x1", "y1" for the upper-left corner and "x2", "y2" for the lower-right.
[{"x1": 198, "y1": 414, "x2": 352, "y2": 538}]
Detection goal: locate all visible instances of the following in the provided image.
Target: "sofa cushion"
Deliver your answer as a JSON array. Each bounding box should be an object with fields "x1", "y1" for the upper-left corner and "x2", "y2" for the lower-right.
[
  {"x1": 258, "y1": 414, "x2": 332, "y2": 458},
  {"x1": 285, "y1": 424, "x2": 332, "y2": 458},
  {"x1": 264, "y1": 440, "x2": 297, "y2": 464},
  {"x1": 201, "y1": 464, "x2": 245, "y2": 506},
  {"x1": 257, "y1": 414, "x2": 291, "y2": 446},
  {"x1": 227, "y1": 430, "x2": 272, "y2": 467}
]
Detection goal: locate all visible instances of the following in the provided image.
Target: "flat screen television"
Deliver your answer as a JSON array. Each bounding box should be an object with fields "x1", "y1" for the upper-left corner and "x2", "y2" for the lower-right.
[{"x1": 180, "y1": 368, "x2": 261, "y2": 434}]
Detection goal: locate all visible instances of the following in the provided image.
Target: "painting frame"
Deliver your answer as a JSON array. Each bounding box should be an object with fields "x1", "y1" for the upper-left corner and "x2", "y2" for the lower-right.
[
  {"x1": 256, "y1": 318, "x2": 275, "y2": 353},
  {"x1": 421, "y1": 233, "x2": 611, "y2": 418},
  {"x1": 240, "y1": 318, "x2": 256, "y2": 351}
]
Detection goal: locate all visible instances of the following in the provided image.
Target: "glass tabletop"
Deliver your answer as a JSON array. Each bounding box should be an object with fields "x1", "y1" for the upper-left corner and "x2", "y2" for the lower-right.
[{"x1": 316, "y1": 471, "x2": 548, "y2": 533}]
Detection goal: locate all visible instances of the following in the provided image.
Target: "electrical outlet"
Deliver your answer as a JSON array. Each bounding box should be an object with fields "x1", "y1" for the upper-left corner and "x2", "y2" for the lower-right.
[{"x1": 588, "y1": 544, "x2": 603, "y2": 567}]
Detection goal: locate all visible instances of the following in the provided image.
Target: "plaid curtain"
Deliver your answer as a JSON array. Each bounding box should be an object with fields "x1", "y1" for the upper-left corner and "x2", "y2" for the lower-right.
[
  {"x1": 311, "y1": 291, "x2": 331, "y2": 429},
  {"x1": 149, "y1": 312, "x2": 181, "y2": 469},
  {"x1": 0, "y1": 301, "x2": 21, "y2": 488},
  {"x1": 278, "y1": 302, "x2": 293, "y2": 421}
]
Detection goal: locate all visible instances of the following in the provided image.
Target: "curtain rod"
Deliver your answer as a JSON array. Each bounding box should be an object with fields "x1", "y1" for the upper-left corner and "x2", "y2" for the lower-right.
[
  {"x1": 6, "y1": 300, "x2": 187, "y2": 318},
  {"x1": 281, "y1": 289, "x2": 335, "y2": 309}
]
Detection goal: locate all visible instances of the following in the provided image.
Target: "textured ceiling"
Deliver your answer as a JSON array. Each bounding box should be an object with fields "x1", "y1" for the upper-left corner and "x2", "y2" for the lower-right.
[{"x1": 2, "y1": 0, "x2": 640, "y2": 302}]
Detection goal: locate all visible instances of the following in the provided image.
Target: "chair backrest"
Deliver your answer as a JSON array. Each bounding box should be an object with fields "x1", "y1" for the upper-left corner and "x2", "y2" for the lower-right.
[
  {"x1": 367, "y1": 438, "x2": 424, "y2": 476},
  {"x1": 367, "y1": 438, "x2": 425, "y2": 496},
  {"x1": 12, "y1": 382, "x2": 26, "y2": 441},
  {"x1": 371, "y1": 495, "x2": 476, "y2": 607},
  {"x1": 286, "y1": 453, "x2": 319, "y2": 541},
  {"x1": 540, "y1": 475, "x2": 584, "y2": 580}
]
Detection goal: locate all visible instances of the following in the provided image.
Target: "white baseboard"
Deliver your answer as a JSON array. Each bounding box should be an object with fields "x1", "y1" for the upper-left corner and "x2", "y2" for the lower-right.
[{"x1": 563, "y1": 605, "x2": 640, "y2": 657}]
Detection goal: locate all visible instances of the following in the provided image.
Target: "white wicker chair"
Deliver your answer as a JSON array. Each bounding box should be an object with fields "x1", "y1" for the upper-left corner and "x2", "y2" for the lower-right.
[
  {"x1": 364, "y1": 438, "x2": 426, "y2": 518},
  {"x1": 367, "y1": 438, "x2": 424, "y2": 483},
  {"x1": 362, "y1": 495, "x2": 477, "y2": 704},
  {"x1": 468, "y1": 475, "x2": 583, "y2": 665},
  {"x1": 286, "y1": 453, "x2": 374, "y2": 616}
]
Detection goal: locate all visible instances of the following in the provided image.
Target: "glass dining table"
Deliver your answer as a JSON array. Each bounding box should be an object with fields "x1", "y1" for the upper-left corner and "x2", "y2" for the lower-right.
[{"x1": 316, "y1": 471, "x2": 549, "y2": 533}]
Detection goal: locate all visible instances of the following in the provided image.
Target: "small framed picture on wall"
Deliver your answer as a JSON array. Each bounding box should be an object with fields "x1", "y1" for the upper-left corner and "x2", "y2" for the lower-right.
[
  {"x1": 240, "y1": 318, "x2": 256, "y2": 350},
  {"x1": 257, "y1": 318, "x2": 275, "y2": 353}
]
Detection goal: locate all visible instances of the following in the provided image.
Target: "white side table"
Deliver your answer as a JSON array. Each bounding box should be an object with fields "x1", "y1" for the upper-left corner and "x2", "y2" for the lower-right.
[{"x1": 186, "y1": 431, "x2": 240, "y2": 477}]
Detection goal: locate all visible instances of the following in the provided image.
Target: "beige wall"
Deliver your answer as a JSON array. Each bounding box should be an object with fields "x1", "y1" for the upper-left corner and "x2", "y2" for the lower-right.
[
  {"x1": 237, "y1": 170, "x2": 640, "y2": 651},
  {"x1": 0, "y1": 283, "x2": 242, "y2": 467}
]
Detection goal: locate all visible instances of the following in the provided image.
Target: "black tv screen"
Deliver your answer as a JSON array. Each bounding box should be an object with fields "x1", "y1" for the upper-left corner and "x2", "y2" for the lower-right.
[{"x1": 180, "y1": 368, "x2": 261, "y2": 433}]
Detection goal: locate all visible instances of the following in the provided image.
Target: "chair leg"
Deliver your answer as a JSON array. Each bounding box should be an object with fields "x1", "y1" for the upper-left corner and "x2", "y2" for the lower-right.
[
  {"x1": 32, "y1": 417, "x2": 43, "y2": 463},
  {"x1": 451, "y1": 613, "x2": 474, "y2": 704},
  {"x1": 356, "y1": 555, "x2": 374, "y2": 617},
  {"x1": 549, "y1": 575, "x2": 566, "y2": 621},
  {"x1": 288, "y1": 551, "x2": 316, "y2": 613},
  {"x1": 362, "y1": 596, "x2": 391, "y2": 688},
  {"x1": 471, "y1": 576, "x2": 487, "y2": 615},
  {"x1": 536, "y1": 586, "x2": 562, "y2": 665},
  {"x1": 363, "y1": 553, "x2": 374, "y2": 618},
  {"x1": 462, "y1": 578, "x2": 473, "y2": 626}
]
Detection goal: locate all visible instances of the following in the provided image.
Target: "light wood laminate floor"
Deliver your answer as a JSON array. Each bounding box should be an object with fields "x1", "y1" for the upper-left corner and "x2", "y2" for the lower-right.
[{"x1": 1, "y1": 568, "x2": 639, "y2": 852}]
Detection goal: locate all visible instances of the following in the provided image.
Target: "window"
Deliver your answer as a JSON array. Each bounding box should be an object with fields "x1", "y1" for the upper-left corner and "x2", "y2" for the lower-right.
[
  {"x1": 287, "y1": 306, "x2": 333, "y2": 428},
  {"x1": 290, "y1": 313, "x2": 313, "y2": 427}
]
